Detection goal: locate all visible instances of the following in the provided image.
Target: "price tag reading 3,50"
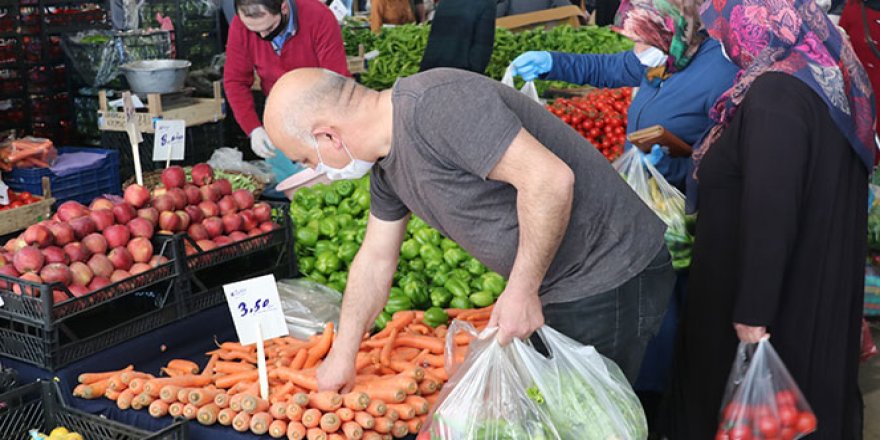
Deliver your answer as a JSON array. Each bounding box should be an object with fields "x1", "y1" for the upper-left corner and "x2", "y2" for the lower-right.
[{"x1": 223, "y1": 274, "x2": 288, "y2": 346}]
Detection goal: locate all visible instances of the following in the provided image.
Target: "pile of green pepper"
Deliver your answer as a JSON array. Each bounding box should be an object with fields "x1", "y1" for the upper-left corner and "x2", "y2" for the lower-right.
[{"x1": 290, "y1": 176, "x2": 508, "y2": 330}]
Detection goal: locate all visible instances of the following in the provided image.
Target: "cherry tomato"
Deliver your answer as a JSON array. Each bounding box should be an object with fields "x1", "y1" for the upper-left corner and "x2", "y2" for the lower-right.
[
  {"x1": 729, "y1": 424, "x2": 753, "y2": 440},
  {"x1": 716, "y1": 430, "x2": 731, "y2": 440},
  {"x1": 780, "y1": 427, "x2": 797, "y2": 440},
  {"x1": 775, "y1": 390, "x2": 797, "y2": 408},
  {"x1": 758, "y1": 415, "x2": 781, "y2": 438},
  {"x1": 795, "y1": 412, "x2": 816, "y2": 433},
  {"x1": 778, "y1": 405, "x2": 798, "y2": 428}
]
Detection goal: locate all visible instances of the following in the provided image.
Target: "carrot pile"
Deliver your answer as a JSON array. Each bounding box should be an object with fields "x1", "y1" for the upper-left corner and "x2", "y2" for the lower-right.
[
  {"x1": 0, "y1": 137, "x2": 56, "y2": 171},
  {"x1": 72, "y1": 306, "x2": 493, "y2": 440}
]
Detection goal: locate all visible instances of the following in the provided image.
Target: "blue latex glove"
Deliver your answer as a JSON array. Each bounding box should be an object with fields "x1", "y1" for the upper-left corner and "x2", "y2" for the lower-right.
[
  {"x1": 646, "y1": 144, "x2": 671, "y2": 175},
  {"x1": 510, "y1": 51, "x2": 552, "y2": 82}
]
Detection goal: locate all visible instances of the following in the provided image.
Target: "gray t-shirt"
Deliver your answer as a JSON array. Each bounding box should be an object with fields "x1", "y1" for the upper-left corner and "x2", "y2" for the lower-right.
[{"x1": 370, "y1": 68, "x2": 666, "y2": 304}]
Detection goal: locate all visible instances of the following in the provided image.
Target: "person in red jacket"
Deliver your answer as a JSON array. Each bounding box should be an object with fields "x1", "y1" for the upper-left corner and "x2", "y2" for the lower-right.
[
  {"x1": 224, "y1": 0, "x2": 351, "y2": 159},
  {"x1": 841, "y1": 0, "x2": 880, "y2": 133}
]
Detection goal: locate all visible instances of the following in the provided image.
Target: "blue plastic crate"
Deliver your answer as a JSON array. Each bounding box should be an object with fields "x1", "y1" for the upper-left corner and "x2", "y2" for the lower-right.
[{"x1": 2, "y1": 147, "x2": 121, "y2": 207}]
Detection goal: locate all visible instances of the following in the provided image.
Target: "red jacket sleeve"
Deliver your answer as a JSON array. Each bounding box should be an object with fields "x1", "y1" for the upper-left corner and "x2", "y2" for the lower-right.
[
  {"x1": 223, "y1": 18, "x2": 262, "y2": 135},
  {"x1": 312, "y1": 4, "x2": 352, "y2": 77}
]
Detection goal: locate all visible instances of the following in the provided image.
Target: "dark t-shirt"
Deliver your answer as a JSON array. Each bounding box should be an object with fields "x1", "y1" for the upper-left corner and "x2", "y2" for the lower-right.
[{"x1": 370, "y1": 68, "x2": 666, "y2": 304}]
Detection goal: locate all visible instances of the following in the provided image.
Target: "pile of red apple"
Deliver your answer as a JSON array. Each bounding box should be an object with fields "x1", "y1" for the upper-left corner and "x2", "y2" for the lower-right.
[{"x1": 122, "y1": 163, "x2": 278, "y2": 257}]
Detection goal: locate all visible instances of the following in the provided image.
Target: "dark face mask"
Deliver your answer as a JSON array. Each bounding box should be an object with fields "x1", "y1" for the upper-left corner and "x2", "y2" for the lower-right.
[{"x1": 260, "y1": 13, "x2": 287, "y2": 41}]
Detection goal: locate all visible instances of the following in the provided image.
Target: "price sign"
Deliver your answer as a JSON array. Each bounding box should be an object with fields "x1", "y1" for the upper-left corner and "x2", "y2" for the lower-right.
[
  {"x1": 0, "y1": 172, "x2": 8, "y2": 206},
  {"x1": 223, "y1": 274, "x2": 288, "y2": 346},
  {"x1": 152, "y1": 120, "x2": 186, "y2": 162},
  {"x1": 326, "y1": 0, "x2": 348, "y2": 21},
  {"x1": 122, "y1": 92, "x2": 143, "y2": 144}
]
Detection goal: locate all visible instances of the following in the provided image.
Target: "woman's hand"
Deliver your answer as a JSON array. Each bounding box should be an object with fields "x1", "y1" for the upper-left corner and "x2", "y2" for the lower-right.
[{"x1": 734, "y1": 323, "x2": 768, "y2": 343}]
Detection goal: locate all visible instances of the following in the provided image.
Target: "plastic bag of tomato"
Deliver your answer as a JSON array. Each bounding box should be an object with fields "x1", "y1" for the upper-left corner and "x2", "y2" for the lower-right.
[
  {"x1": 717, "y1": 340, "x2": 817, "y2": 440},
  {"x1": 545, "y1": 87, "x2": 632, "y2": 162}
]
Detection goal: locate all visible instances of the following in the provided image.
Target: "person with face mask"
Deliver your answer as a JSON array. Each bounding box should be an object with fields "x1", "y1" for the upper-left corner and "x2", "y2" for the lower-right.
[
  {"x1": 262, "y1": 67, "x2": 674, "y2": 398},
  {"x1": 223, "y1": 0, "x2": 351, "y2": 160},
  {"x1": 511, "y1": 0, "x2": 738, "y2": 191}
]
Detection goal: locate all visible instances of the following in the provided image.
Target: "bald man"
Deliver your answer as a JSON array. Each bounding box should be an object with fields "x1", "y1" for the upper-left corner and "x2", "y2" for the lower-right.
[{"x1": 264, "y1": 67, "x2": 674, "y2": 392}]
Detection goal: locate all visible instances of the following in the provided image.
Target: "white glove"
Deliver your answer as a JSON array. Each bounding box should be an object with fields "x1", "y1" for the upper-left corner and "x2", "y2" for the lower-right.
[{"x1": 250, "y1": 126, "x2": 277, "y2": 158}]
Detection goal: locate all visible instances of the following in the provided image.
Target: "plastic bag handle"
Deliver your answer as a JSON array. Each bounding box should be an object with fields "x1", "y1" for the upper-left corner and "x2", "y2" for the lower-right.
[
  {"x1": 501, "y1": 65, "x2": 542, "y2": 104},
  {"x1": 444, "y1": 320, "x2": 480, "y2": 377}
]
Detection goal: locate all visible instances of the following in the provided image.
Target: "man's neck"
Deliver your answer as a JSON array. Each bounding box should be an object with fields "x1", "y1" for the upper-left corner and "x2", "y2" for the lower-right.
[{"x1": 350, "y1": 90, "x2": 394, "y2": 160}]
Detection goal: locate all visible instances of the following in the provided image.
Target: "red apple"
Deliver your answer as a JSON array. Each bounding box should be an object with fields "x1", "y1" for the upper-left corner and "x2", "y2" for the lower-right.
[
  {"x1": 88, "y1": 276, "x2": 111, "y2": 291},
  {"x1": 23, "y1": 224, "x2": 54, "y2": 248},
  {"x1": 184, "y1": 205, "x2": 204, "y2": 224},
  {"x1": 200, "y1": 184, "x2": 221, "y2": 202},
  {"x1": 253, "y1": 203, "x2": 272, "y2": 223},
  {"x1": 68, "y1": 284, "x2": 89, "y2": 297},
  {"x1": 187, "y1": 224, "x2": 209, "y2": 241},
  {"x1": 239, "y1": 209, "x2": 259, "y2": 231},
  {"x1": 69, "y1": 261, "x2": 93, "y2": 286},
  {"x1": 107, "y1": 247, "x2": 134, "y2": 271},
  {"x1": 159, "y1": 211, "x2": 181, "y2": 232},
  {"x1": 42, "y1": 246, "x2": 69, "y2": 265},
  {"x1": 110, "y1": 269, "x2": 130, "y2": 283},
  {"x1": 46, "y1": 221, "x2": 75, "y2": 246},
  {"x1": 90, "y1": 197, "x2": 114, "y2": 211},
  {"x1": 127, "y1": 237, "x2": 153, "y2": 263},
  {"x1": 191, "y1": 163, "x2": 214, "y2": 186},
  {"x1": 260, "y1": 222, "x2": 279, "y2": 233},
  {"x1": 89, "y1": 209, "x2": 116, "y2": 232},
  {"x1": 103, "y1": 224, "x2": 131, "y2": 249},
  {"x1": 229, "y1": 231, "x2": 248, "y2": 242},
  {"x1": 196, "y1": 240, "x2": 217, "y2": 251},
  {"x1": 87, "y1": 254, "x2": 114, "y2": 278},
  {"x1": 183, "y1": 184, "x2": 201, "y2": 205},
  {"x1": 57, "y1": 201, "x2": 89, "y2": 221},
  {"x1": 124, "y1": 184, "x2": 151, "y2": 208},
  {"x1": 161, "y1": 166, "x2": 186, "y2": 189},
  {"x1": 232, "y1": 189, "x2": 255, "y2": 210},
  {"x1": 130, "y1": 262, "x2": 151, "y2": 275},
  {"x1": 222, "y1": 213, "x2": 242, "y2": 234},
  {"x1": 213, "y1": 179, "x2": 232, "y2": 196},
  {"x1": 69, "y1": 216, "x2": 97, "y2": 240},
  {"x1": 64, "y1": 242, "x2": 92, "y2": 263},
  {"x1": 202, "y1": 217, "x2": 223, "y2": 238},
  {"x1": 248, "y1": 228, "x2": 263, "y2": 237},
  {"x1": 138, "y1": 207, "x2": 159, "y2": 225},
  {"x1": 53, "y1": 289, "x2": 69, "y2": 304},
  {"x1": 0, "y1": 265, "x2": 21, "y2": 289},
  {"x1": 152, "y1": 195, "x2": 174, "y2": 213},
  {"x1": 81, "y1": 233, "x2": 108, "y2": 255},
  {"x1": 218, "y1": 196, "x2": 237, "y2": 215},
  {"x1": 128, "y1": 217, "x2": 154, "y2": 239},
  {"x1": 214, "y1": 236, "x2": 232, "y2": 246},
  {"x1": 112, "y1": 203, "x2": 137, "y2": 225},
  {"x1": 5, "y1": 238, "x2": 27, "y2": 253},
  {"x1": 14, "y1": 246, "x2": 45, "y2": 273},
  {"x1": 168, "y1": 187, "x2": 188, "y2": 210},
  {"x1": 40, "y1": 263, "x2": 72, "y2": 285},
  {"x1": 176, "y1": 210, "x2": 191, "y2": 231},
  {"x1": 149, "y1": 255, "x2": 169, "y2": 268},
  {"x1": 152, "y1": 186, "x2": 168, "y2": 198},
  {"x1": 198, "y1": 201, "x2": 220, "y2": 218},
  {"x1": 15, "y1": 272, "x2": 42, "y2": 295}
]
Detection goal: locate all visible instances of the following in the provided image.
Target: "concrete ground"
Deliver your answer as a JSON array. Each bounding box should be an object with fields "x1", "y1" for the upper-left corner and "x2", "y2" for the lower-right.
[{"x1": 863, "y1": 320, "x2": 880, "y2": 439}]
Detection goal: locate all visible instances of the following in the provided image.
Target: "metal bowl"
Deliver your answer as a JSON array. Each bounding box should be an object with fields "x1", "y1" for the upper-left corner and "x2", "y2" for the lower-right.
[{"x1": 119, "y1": 59, "x2": 191, "y2": 94}]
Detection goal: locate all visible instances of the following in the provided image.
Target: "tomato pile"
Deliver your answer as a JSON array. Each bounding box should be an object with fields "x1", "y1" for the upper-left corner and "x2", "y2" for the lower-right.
[
  {"x1": 545, "y1": 87, "x2": 632, "y2": 162},
  {"x1": 0, "y1": 190, "x2": 40, "y2": 211},
  {"x1": 716, "y1": 390, "x2": 817, "y2": 440}
]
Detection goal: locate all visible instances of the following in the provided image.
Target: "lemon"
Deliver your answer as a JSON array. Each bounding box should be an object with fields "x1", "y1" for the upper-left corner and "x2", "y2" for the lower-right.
[
  {"x1": 49, "y1": 427, "x2": 68, "y2": 437},
  {"x1": 63, "y1": 433, "x2": 84, "y2": 440}
]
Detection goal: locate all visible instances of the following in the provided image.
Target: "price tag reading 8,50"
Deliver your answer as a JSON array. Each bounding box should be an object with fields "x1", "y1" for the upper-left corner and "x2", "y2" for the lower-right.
[{"x1": 223, "y1": 274, "x2": 289, "y2": 345}]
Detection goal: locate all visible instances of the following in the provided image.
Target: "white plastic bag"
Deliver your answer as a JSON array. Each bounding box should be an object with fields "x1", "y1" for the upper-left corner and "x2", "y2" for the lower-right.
[
  {"x1": 207, "y1": 147, "x2": 274, "y2": 184},
  {"x1": 501, "y1": 66, "x2": 541, "y2": 104},
  {"x1": 276, "y1": 279, "x2": 341, "y2": 339}
]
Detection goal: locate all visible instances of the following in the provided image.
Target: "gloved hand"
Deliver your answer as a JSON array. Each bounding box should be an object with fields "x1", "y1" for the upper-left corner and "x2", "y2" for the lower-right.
[
  {"x1": 250, "y1": 126, "x2": 277, "y2": 159},
  {"x1": 510, "y1": 51, "x2": 552, "y2": 82},
  {"x1": 645, "y1": 144, "x2": 670, "y2": 174}
]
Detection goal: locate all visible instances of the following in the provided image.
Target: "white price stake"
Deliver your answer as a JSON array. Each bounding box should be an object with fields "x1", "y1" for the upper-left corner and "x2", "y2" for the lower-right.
[
  {"x1": 223, "y1": 274, "x2": 289, "y2": 400},
  {"x1": 122, "y1": 92, "x2": 144, "y2": 186},
  {"x1": 152, "y1": 120, "x2": 186, "y2": 164}
]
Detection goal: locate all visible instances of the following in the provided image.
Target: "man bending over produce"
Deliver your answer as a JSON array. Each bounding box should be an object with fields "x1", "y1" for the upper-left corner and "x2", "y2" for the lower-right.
[{"x1": 263, "y1": 67, "x2": 674, "y2": 391}]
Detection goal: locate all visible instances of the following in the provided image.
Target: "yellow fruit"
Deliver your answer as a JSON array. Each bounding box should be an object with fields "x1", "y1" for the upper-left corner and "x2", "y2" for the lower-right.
[
  {"x1": 49, "y1": 427, "x2": 69, "y2": 437},
  {"x1": 63, "y1": 433, "x2": 84, "y2": 440}
]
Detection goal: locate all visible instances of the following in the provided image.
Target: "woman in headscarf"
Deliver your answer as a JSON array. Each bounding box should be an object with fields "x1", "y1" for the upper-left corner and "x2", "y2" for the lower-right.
[
  {"x1": 663, "y1": 0, "x2": 875, "y2": 437},
  {"x1": 510, "y1": 0, "x2": 738, "y2": 190}
]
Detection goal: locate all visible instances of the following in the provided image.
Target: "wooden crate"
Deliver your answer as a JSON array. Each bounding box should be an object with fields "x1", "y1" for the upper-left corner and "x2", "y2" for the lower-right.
[
  {"x1": 0, "y1": 178, "x2": 55, "y2": 236},
  {"x1": 497, "y1": 6, "x2": 586, "y2": 32},
  {"x1": 97, "y1": 81, "x2": 226, "y2": 133}
]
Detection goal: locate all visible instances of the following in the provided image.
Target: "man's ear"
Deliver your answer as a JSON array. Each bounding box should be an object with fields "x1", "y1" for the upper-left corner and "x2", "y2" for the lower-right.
[{"x1": 313, "y1": 126, "x2": 344, "y2": 151}]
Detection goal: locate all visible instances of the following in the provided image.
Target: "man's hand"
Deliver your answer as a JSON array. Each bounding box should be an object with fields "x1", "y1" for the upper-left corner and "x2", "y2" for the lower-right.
[
  {"x1": 734, "y1": 323, "x2": 768, "y2": 344},
  {"x1": 488, "y1": 282, "x2": 544, "y2": 346},
  {"x1": 316, "y1": 350, "x2": 357, "y2": 393}
]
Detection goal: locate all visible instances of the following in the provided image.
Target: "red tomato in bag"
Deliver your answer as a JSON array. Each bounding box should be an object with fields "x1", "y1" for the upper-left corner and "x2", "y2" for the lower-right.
[
  {"x1": 729, "y1": 424, "x2": 753, "y2": 440},
  {"x1": 758, "y1": 415, "x2": 781, "y2": 438},
  {"x1": 795, "y1": 412, "x2": 817, "y2": 433},
  {"x1": 776, "y1": 390, "x2": 797, "y2": 407},
  {"x1": 778, "y1": 405, "x2": 798, "y2": 428}
]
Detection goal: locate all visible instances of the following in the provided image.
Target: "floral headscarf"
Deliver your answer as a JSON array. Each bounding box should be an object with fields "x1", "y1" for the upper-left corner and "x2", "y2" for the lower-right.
[
  {"x1": 694, "y1": 0, "x2": 877, "y2": 172},
  {"x1": 613, "y1": 0, "x2": 706, "y2": 73}
]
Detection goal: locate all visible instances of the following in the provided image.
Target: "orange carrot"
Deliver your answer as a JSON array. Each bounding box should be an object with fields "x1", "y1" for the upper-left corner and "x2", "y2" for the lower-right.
[
  {"x1": 287, "y1": 421, "x2": 307, "y2": 440},
  {"x1": 380, "y1": 375, "x2": 418, "y2": 395},
  {"x1": 302, "y1": 408, "x2": 322, "y2": 428},
  {"x1": 353, "y1": 384, "x2": 406, "y2": 404},
  {"x1": 159, "y1": 385, "x2": 181, "y2": 403},
  {"x1": 233, "y1": 411, "x2": 252, "y2": 432},
  {"x1": 145, "y1": 376, "x2": 212, "y2": 397},
  {"x1": 423, "y1": 393, "x2": 439, "y2": 405},
  {"x1": 355, "y1": 411, "x2": 376, "y2": 429},
  {"x1": 327, "y1": 434, "x2": 344, "y2": 440},
  {"x1": 202, "y1": 353, "x2": 219, "y2": 377},
  {"x1": 428, "y1": 368, "x2": 449, "y2": 381},
  {"x1": 269, "y1": 419, "x2": 288, "y2": 438},
  {"x1": 286, "y1": 402, "x2": 305, "y2": 422},
  {"x1": 380, "y1": 328, "x2": 398, "y2": 366},
  {"x1": 168, "y1": 359, "x2": 199, "y2": 375},
  {"x1": 342, "y1": 392, "x2": 370, "y2": 411},
  {"x1": 387, "y1": 404, "x2": 415, "y2": 420},
  {"x1": 373, "y1": 417, "x2": 394, "y2": 434},
  {"x1": 214, "y1": 392, "x2": 230, "y2": 408},
  {"x1": 404, "y1": 396, "x2": 429, "y2": 416},
  {"x1": 408, "y1": 323, "x2": 431, "y2": 335},
  {"x1": 116, "y1": 389, "x2": 135, "y2": 410},
  {"x1": 135, "y1": 392, "x2": 156, "y2": 408},
  {"x1": 407, "y1": 418, "x2": 422, "y2": 434},
  {"x1": 365, "y1": 400, "x2": 387, "y2": 417},
  {"x1": 373, "y1": 311, "x2": 415, "y2": 339},
  {"x1": 149, "y1": 400, "x2": 170, "y2": 418},
  {"x1": 336, "y1": 407, "x2": 354, "y2": 422},
  {"x1": 271, "y1": 382, "x2": 296, "y2": 404},
  {"x1": 418, "y1": 379, "x2": 438, "y2": 395},
  {"x1": 320, "y1": 412, "x2": 341, "y2": 433},
  {"x1": 343, "y1": 421, "x2": 364, "y2": 439},
  {"x1": 215, "y1": 370, "x2": 260, "y2": 389},
  {"x1": 177, "y1": 388, "x2": 191, "y2": 404},
  {"x1": 214, "y1": 361, "x2": 256, "y2": 374},
  {"x1": 388, "y1": 362, "x2": 424, "y2": 381},
  {"x1": 362, "y1": 432, "x2": 382, "y2": 440},
  {"x1": 308, "y1": 391, "x2": 342, "y2": 412},
  {"x1": 79, "y1": 379, "x2": 111, "y2": 399},
  {"x1": 393, "y1": 335, "x2": 444, "y2": 354},
  {"x1": 218, "y1": 408, "x2": 237, "y2": 426},
  {"x1": 107, "y1": 375, "x2": 126, "y2": 391},
  {"x1": 389, "y1": 347, "x2": 422, "y2": 362},
  {"x1": 241, "y1": 394, "x2": 270, "y2": 414},
  {"x1": 161, "y1": 367, "x2": 187, "y2": 378},
  {"x1": 182, "y1": 403, "x2": 199, "y2": 420},
  {"x1": 290, "y1": 348, "x2": 308, "y2": 370},
  {"x1": 78, "y1": 365, "x2": 133, "y2": 384},
  {"x1": 168, "y1": 402, "x2": 185, "y2": 417},
  {"x1": 433, "y1": 325, "x2": 448, "y2": 339},
  {"x1": 197, "y1": 403, "x2": 221, "y2": 425},
  {"x1": 189, "y1": 388, "x2": 223, "y2": 407},
  {"x1": 307, "y1": 427, "x2": 327, "y2": 440},
  {"x1": 270, "y1": 402, "x2": 289, "y2": 420},
  {"x1": 305, "y1": 322, "x2": 334, "y2": 369},
  {"x1": 385, "y1": 408, "x2": 400, "y2": 422},
  {"x1": 128, "y1": 378, "x2": 147, "y2": 395},
  {"x1": 250, "y1": 411, "x2": 273, "y2": 435},
  {"x1": 274, "y1": 368, "x2": 318, "y2": 391},
  {"x1": 292, "y1": 392, "x2": 310, "y2": 407},
  {"x1": 392, "y1": 420, "x2": 408, "y2": 438},
  {"x1": 105, "y1": 389, "x2": 121, "y2": 400}
]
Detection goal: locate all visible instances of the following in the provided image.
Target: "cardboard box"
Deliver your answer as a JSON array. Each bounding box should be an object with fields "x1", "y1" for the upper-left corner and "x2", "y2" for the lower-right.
[{"x1": 496, "y1": 5, "x2": 586, "y2": 32}]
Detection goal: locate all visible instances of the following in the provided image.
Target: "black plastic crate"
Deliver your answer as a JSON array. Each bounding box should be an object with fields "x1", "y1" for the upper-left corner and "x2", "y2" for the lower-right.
[
  {"x1": 0, "y1": 235, "x2": 182, "y2": 326},
  {"x1": 0, "y1": 380, "x2": 187, "y2": 439}
]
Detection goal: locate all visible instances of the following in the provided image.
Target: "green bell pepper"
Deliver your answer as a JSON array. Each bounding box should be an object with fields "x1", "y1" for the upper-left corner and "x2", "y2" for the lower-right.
[
  {"x1": 328, "y1": 272, "x2": 348, "y2": 291},
  {"x1": 450, "y1": 269, "x2": 472, "y2": 282},
  {"x1": 334, "y1": 180, "x2": 355, "y2": 197},
  {"x1": 315, "y1": 240, "x2": 337, "y2": 256},
  {"x1": 464, "y1": 258, "x2": 486, "y2": 276},
  {"x1": 322, "y1": 206, "x2": 337, "y2": 217},
  {"x1": 298, "y1": 256, "x2": 315, "y2": 275},
  {"x1": 352, "y1": 189, "x2": 370, "y2": 212},
  {"x1": 430, "y1": 287, "x2": 453, "y2": 308},
  {"x1": 327, "y1": 281, "x2": 345, "y2": 293},
  {"x1": 402, "y1": 281, "x2": 429, "y2": 308},
  {"x1": 407, "y1": 216, "x2": 427, "y2": 235},
  {"x1": 443, "y1": 248, "x2": 468, "y2": 268},
  {"x1": 337, "y1": 198, "x2": 359, "y2": 216},
  {"x1": 440, "y1": 237, "x2": 458, "y2": 252},
  {"x1": 307, "y1": 272, "x2": 327, "y2": 284},
  {"x1": 444, "y1": 278, "x2": 470, "y2": 298},
  {"x1": 315, "y1": 251, "x2": 341, "y2": 274},
  {"x1": 470, "y1": 291, "x2": 495, "y2": 308},
  {"x1": 423, "y1": 307, "x2": 449, "y2": 327},
  {"x1": 318, "y1": 218, "x2": 338, "y2": 238},
  {"x1": 431, "y1": 270, "x2": 451, "y2": 287},
  {"x1": 389, "y1": 287, "x2": 404, "y2": 298},
  {"x1": 336, "y1": 213, "x2": 354, "y2": 229},
  {"x1": 419, "y1": 244, "x2": 443, "y2": 263},
  {"x1": 399, "y1": 239, "x2": 419, "y2": 260},
  {"x1": 374, "y1": 311, "x2": 393, "y2": 330},
  {"x1": 449, "y1": 296, "x2": 473, "y2": 309},
  {"x1": 295, "y1": 227, "x2": 318, "y2": 247},
  {"x1": 337, "y1": 242, "x2": 359, "y2": 264},
  {"x1": 384, "y1": 295, "x2": 413, "y2": 314},
  {"x1": 307, "y1": 207, "x2": 324, "y2": 222},
  {"x1": 323, "y1": 190, "x2": 341, "y2": 206},
  {"x1": 414, "y1": 228, "x2": 440, "y2": 246},
  {"x1": 480, "y1": 273, "x2": 506, "y2": 296},
  {"x1": 407, "y1": 258, "x2": 425, "y2": 273},
  {"x1": 337, "y1": 227, "x2": 359, "y2": 243}
]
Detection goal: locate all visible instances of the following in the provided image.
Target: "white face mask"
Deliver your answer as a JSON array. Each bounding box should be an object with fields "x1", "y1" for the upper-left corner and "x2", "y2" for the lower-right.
[
  {"x1": 635, "y1": 46, "x2": 668, "y2": 67},
  {"x1": 314, "y1": 139, "x2": 374, "y2": 181}
]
